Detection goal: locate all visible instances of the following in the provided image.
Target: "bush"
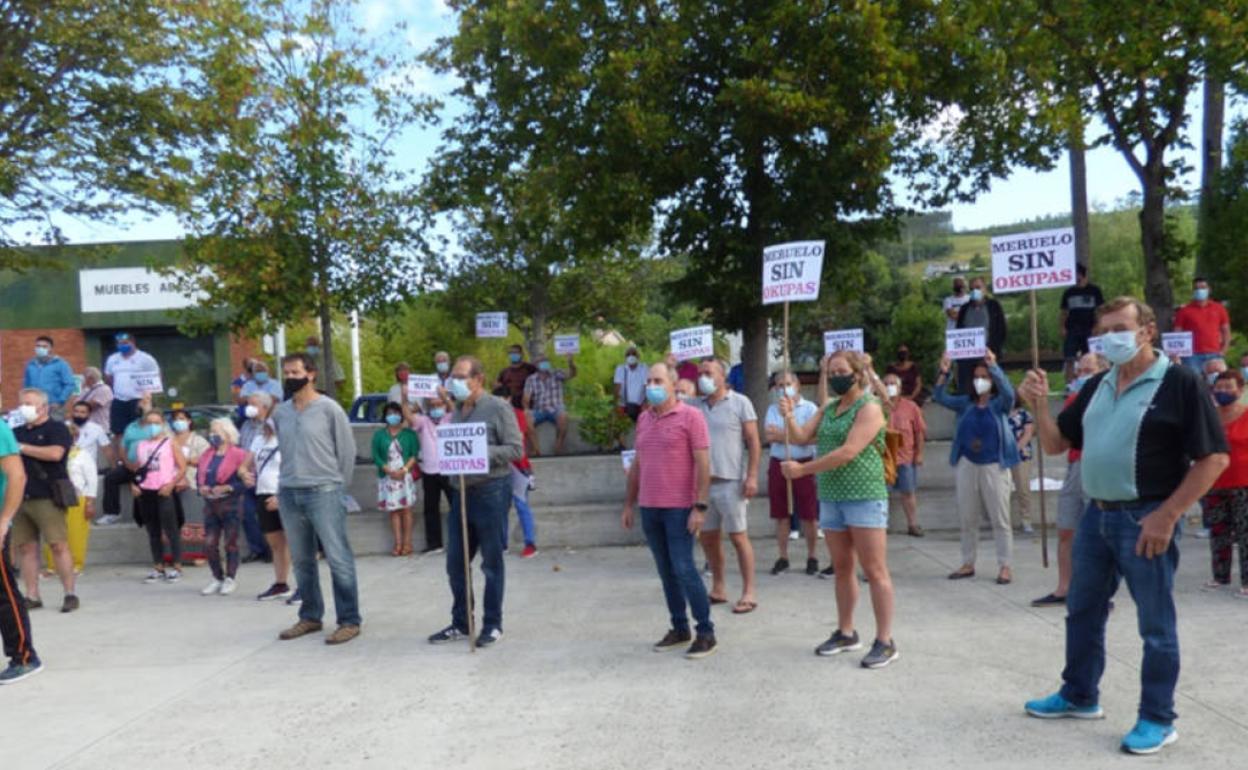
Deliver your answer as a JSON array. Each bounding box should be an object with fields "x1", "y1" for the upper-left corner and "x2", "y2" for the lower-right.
[
  {"x1": 568, "y1": 381, "x2": 633, "y2": 451},
  {"x1": 876, "y1": 291, "x2": 947, "y2": 384}
]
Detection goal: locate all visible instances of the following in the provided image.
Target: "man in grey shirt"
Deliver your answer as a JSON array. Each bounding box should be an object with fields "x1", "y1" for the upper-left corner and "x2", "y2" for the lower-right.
[
  {"x1": 428, "y1": 355, "x2": 523, "y2": 649},
  {"x1": 272, "y1": 353, "x2": 361, "y2": 646},
  {"x1": 696, "y1": 359, "x2": 761, "y2": 614}
]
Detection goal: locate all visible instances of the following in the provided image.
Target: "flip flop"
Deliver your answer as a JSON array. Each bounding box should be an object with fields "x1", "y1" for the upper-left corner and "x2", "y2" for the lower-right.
[
  {"x1": 732, "y1": 600, "x2": 758, "y2": 614},
  {"x1": 709, "y1": 596, "x2": 728, "y2": 605},
  {"x1": 947, "y1": 568, "x2": 975, "y2": 580}
]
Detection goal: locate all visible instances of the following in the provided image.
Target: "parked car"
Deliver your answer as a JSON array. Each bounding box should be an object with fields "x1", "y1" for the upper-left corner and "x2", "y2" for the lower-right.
[{"x1": 348, "y1": 393, "x2": 391, "y2": 424}]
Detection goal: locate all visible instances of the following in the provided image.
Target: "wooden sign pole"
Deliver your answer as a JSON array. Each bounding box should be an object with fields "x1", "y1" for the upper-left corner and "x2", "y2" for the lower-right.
[
  {"x1": 783, "y1": 301, "x2": 795, "y2": 519},
  {"x1": 458, "y1": 475, "x2": 477, "y2": 652},
  {"x1": 1029, "y1": 289, "x2": 1050, "y2": 569}
]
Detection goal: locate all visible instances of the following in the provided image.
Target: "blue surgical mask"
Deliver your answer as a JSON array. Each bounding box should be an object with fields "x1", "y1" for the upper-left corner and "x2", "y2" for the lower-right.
[
  {"x1": 429, "y1": 408, "x2": 446, "y2": 420},
  {"x1": 1207, "y1": 371, "x2": 1221, "y2": 385},
  {"x1": 306, "y1": 345, "x2": 320, "y2": 357},
  {"x1": 385, "y1": 413, "x2": 402, "y2": 426},
  {"x1": 172, "y1": 419, "x2": 190, "y2": 433},
  {"x1": 1242, "y1": 367, "x2": 1248, "y2": 381},
  {"x1": 254, "y1": 372, "x2": 269, "y2": 384},
  {"x1": 436, "y1": 361, "x2": 449, "y2": 374},
  {"x1": 645, "y1": 385, "x2": 668, "y2": 406},
  {"x1": 34, "y1": 346, "x2": 49, "y2": 359},
  {"x1": 970, "y1": 288, "x2": 984, "y2": 302},
  {"x1": 1213, "y1": 391, "x2": 1238, "y2": 407},
  {"x1": 538, "y1": 361, "x2": 551, "y2": 372},
  {"x1": 118, "y1": 343, "x2": 134, "y2": 355},
  {"x1": 1068, "y1": 375, "x2": 1089, "y2": 394},
  {"x1": 784, "y1": 385, "x2": 797, "y2": 399},
  {"x1": 1101, "y1": 330, "x2": 1140, "y2": 366},
  {"x1": 449, "y1": 378, "x2": 471, "y2": 401},
  {"x1": 1194, "y1": 288, "x2": 1210, "y2": 302},
  {"x1": 508, "y1": 353, "x2": 522, "y2": 364},
  {"x1": 145, "y1": 424, "x2": 163, "y2": 439},
  {"x1": 697, "y1": 375, "x2": 715, "y2": 395},
  {"x1": 208, "y1": 434, "x2": 224, "y2": 449},
  {"x1": 626, "y1": 355, "x2": 638, "y2": 366}
]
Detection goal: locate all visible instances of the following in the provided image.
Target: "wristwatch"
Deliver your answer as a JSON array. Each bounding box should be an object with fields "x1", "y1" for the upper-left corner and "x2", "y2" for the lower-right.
[{"x1": 693, "y1": 502, "x2": 709, "y2": 512}]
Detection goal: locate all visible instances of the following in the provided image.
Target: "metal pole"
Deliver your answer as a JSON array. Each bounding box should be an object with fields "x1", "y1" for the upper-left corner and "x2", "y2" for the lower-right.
[
  {"x1": 1030, "y1": 289, "x2": 1050, "y2": 568},
  {"x1": 349, "y1": 310, "x2": 363, "y2": 400}
]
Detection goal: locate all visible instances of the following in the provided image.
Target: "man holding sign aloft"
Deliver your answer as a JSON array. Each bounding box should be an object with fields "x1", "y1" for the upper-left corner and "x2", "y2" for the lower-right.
[{"x1": 428, "y1": 356, "x2": 523, "y2": 649}]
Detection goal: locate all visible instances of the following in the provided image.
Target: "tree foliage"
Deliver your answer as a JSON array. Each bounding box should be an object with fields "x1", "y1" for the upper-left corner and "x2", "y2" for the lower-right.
[{"x1": 168, "y1": 0, "x2": 431, "y2": 398}]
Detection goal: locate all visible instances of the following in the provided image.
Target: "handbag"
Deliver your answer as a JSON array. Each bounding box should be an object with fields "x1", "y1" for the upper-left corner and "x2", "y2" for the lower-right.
[
  {"x1": 30, "y1": 458, "x2": 79, "y2": 510},
  {"x1": 132, "y1": 438, "x2": 169, "y2": 486}
]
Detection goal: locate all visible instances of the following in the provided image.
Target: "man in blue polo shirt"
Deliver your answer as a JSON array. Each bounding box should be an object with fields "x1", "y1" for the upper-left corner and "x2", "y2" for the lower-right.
[{"x1": 1019, "y1": 296, "x2": 1229, "y2": 756}]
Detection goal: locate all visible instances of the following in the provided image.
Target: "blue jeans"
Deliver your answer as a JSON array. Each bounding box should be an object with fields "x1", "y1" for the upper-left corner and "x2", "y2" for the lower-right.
[
  {"x1": 447, "y1": 475, "x2": 510, "y2": 633},
  {"x1": 1060, "y1": 501, "x2": 1181, "y2": 725},
  {"x1": 640, "y1": 507, "x2": 713, "y2": 637},
  {"x1": 241, "y1": 490, "x2": 271, "y2": 560},
  {"x1": 279, "y1": 485, "x2": 361, "y2": 627}
]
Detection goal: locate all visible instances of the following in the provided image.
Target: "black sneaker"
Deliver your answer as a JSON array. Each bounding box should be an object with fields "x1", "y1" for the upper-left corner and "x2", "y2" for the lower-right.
[
  {"x1": 285, "y1": 588, "x2": 302, "y2": 605},
  {"x1": 861, "y1": 638, "x2": 900, "y2": 669},
  {"x1": 0, "y1": 657, "x2": 43, "y2": 685},
  {"x1": 428, "y1": 625, "x2": 469, "y2": 644},
  {"x1": 653, "y1": 628, "x2": 693, "y2": 652},
  {"x1": 60, "y1": 594, "x2": 80, "y2": 613},
  {"x1": 805, "y1": 558, "x2": 819, "y2": 576},
  {"x1": 23, "y1": 597, "x2": 42, "y2": 610},
  {"x1": 815, "y1": 629, "x2": 862, "y2": 656},
  {"x1": 818, "y1": 566, "x2": 836, "y2": 580},
  {"x1": 685, "y1": 635, "x2": 717, "y2": 659},
  {"x1": 1031, "y1": 593, "x2": 1067, "y2": 607},
  {"x1": 476, "y1": 628, "x2": 503, "y2": 648},
  {"x1": 770, "y1": 558, "x2": 790, "y2": 575},
  {"x1": 257, "y1": 583, "x2": 294, "y2": 602}
]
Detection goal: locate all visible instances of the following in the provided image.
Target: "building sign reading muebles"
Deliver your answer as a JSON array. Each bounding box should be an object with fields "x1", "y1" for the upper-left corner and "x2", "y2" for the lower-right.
[{"x1": 79, "y1": 268, "x2": 203, "y2": 313}]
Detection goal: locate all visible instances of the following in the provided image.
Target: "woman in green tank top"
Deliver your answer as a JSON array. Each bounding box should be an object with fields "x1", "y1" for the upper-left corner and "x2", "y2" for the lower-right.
[{"x1": 779, "y1": 351, "x2": 898, "y2": 669}]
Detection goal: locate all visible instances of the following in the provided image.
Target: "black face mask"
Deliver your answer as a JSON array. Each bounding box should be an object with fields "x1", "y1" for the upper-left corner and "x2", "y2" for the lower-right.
[
  {"x1": 896, "y1": 350, "x2": 910, "y2": 362},
  {"x1": 72, "y1": 416, "x2": 89, "y2": 426},
  {"x1": 283, "y1": 377, "x2": 309, "y2": 398}
]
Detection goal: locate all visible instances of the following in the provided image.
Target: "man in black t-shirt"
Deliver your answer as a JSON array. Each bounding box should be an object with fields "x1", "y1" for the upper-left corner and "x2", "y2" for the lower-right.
[
  {"x1": 1019, "y1": 296, "x2": 1228, "y2": 756},
  {"x1": 1059, "y1": 264, "x2": 1105, "y2": 380},
  {"x1": 11, "y1": 388, "x2": 78, "y2": 613}
]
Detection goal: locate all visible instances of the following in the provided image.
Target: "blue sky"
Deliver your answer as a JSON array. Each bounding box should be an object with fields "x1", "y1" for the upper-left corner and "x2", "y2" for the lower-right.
[{"x1": 48, "y1": 0, "x2": 1241, "y2": 243}]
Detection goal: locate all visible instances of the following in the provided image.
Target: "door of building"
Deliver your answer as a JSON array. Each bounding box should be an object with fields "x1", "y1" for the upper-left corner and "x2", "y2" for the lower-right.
[{"x1": 95, "y1": 327, "x2": 219, "y2": 406}]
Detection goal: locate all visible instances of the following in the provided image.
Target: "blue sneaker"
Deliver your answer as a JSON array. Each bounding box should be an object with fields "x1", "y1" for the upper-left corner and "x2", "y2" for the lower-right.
[
  {"x1": 1024, "y1": 692, "x2": 1105, "y2": 719},
  {"x1": 0, "y1": 657, "x2": 43, "y2": 685},
  {"x1": 1121, "y1": 719, "x2": 1177, "y2": 755}
]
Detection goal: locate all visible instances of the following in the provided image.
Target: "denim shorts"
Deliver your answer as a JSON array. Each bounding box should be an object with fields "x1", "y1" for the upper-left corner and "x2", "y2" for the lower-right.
[
  {"x1": 532, "y1": 409, "x2": 563, "y2": 425},
  {"x1": 819, "y1": 499, "x2": 888, "y2": 532},
  {"x1": 890, "y1": 463, "x2": 918, "y2": 494}
]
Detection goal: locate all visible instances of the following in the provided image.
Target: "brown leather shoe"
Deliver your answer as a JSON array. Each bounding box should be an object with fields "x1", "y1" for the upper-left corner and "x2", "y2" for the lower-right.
[
  {"x1": 279, "y1": 619, "x2": 323, "y2": 640},
  {"x1": 325, "y1": 624, "x2": 361, "y2": 645}
]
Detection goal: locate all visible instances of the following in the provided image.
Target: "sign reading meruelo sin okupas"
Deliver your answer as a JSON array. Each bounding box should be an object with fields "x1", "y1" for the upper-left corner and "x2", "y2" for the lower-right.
[
  {"x1": 990, "y1": 227, "x2": 1077, "y2": 295},
  {"x1": 762, "y1": 240, "x2": 826, "y2": 305}
]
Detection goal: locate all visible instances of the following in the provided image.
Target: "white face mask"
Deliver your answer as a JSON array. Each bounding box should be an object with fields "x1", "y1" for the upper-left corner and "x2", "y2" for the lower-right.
[
  {"x1": 17, "y1": 404, "x2": 39, "y2": 423},
  {"x1": 885, "y1": 384, "x2": 899, "y2": 398},
  {"x1": 244, "y1": 405, "x2": 260, "y2": 419},
  {"x1": 697, "y1": 375, "x2": 716, "y2": 395},
  {"x1": 973, "y1": 378, "x2": 992, "y2": 396}
]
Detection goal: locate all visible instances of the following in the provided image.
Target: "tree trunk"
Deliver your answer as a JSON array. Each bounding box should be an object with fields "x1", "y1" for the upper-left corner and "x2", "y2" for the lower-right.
[
  {"x1": 1069, "y1": 121, "x2": 1091, "y2": 270},
  {"x1": 528, "y1": 278, "x2": 549, "y2": 358},
  {"x1": 740, "y1": 314, "x2": 770, "y2": 419},
  {"x1": 1197, "y1": 73, "x2": 1225, "y2": 275},
  {"x1": 319, "y1": 299, "x2": 337, "y2": 401},
  {"x1": 1139, "y1": 177, "x2": 1176, "y2": 332}
]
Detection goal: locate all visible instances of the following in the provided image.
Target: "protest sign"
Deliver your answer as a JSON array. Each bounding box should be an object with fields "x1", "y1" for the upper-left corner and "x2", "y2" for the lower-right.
[
  {"x1": 407, "y1": 375, "x2": 441, "y2": 400},
  {"x1": 1087, "y1": 336, "x2": 1104, "y2": 355},
  {"x1": 621, "y1": 450, "x2": 636, "y2": 473},
  {"x1": 762, "y1": 240, "x2": 825, "y2": 305},
  {"x1": 475, "y1": 312, "x2": 508, "y2": 338},
  {"x1": 823, "y1": 329, "x2": 864, "y2": 356},
  {"x1": 670, "y1": 325, "x2": 713, "y2": 362},
  {"x1": 1161, "y1": 332, "x2": 1194, "y2": 358},
  {"x1": 554, "y1": 335, "x2": 581, "y2": 355},
  {"x1": 436, "y1": 423, "x2": 489, "y2": 475},
  {"x1": 117, "y1": 371, "x2": 163, "y2": 395},
  {"x1": 946, "y1": 328, "x2": 987, "y2": 360},
  {"x1": 990, "y1": 227, "x2": 1077, "y2": 294}
]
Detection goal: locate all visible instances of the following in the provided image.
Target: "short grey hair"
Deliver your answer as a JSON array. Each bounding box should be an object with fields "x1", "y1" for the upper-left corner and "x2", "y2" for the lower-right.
[
  {"x1": 209, "y1": 417, "x2": 240, "y2": 445},
  {"x1": 248, "y1": 391, "x2": 275, "y2": 411},
  {"x1": 83, "y1": 366, "x2": 102, "y2": 383},
  {"x1": 648, "y1": 361, "x2": 674, "y2": 384},
  {"x1": 18, "y1": 388, "x2": 48, "y2": 406}
]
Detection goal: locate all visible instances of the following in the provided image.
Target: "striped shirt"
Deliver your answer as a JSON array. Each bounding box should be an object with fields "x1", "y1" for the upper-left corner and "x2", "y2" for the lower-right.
[{"x1": 635, "y1": 401, "x2": 709, "y2": 508}]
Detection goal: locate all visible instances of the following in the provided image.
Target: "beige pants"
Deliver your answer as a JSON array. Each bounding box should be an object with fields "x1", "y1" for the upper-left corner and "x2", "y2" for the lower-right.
[
  {"x1": 955, "y1": 458, "x2": 1013, "y2": 568},
  {"x1": 1010, "y1": 460, "x2": 1032, "y2": 527}
]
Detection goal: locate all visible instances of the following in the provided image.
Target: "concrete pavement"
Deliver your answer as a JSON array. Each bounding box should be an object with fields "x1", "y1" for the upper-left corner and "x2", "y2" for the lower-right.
[{"x1": 3, "y1": 533, "x2": 1246, "y2": 769}]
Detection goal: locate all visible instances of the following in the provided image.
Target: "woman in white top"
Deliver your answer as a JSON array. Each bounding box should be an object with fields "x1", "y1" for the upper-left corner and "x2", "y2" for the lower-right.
[
  {"x1": 45, "y1": 423, "x2": 99, "y2": 574},
  {"x1": 239, "y1": 392, "x2": 293, "y2": 601}
]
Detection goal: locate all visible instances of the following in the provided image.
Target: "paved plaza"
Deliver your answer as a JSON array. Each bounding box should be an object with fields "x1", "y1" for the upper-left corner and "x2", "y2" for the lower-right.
[{"x1": 3, "y1": 532, "x2": 1246, "y2": 769}]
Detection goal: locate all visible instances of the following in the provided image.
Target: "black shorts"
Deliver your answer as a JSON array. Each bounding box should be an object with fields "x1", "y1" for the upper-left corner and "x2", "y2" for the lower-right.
[
  {"x1": 256, "y1": 494, "x2": 283, "y2": 533},
  {"x1": 110, "y1": 398, "x2": 139, "y2": 436},
  {"x1": 1063, "y1": 332, "x2": 1090, "y2": 360}
]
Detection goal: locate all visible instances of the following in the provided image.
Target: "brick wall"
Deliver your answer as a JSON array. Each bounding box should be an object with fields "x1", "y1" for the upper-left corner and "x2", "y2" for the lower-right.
[{"x1": 0, "y1": 329, "x2": 87, "y2": 409}]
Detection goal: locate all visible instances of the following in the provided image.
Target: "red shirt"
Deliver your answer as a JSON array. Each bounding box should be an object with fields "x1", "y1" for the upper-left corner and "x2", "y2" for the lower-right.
[
  {"x1": 635, "y1": 400, "x2": 709, "y2": 508},
  {"x1": 887, "y1": 398, "x2": 926, "y2": 465},
  {"x1": 1173, "y1": 300, "x2": 1229, "y2": 355},
  {"x1": 676, "y1": 361, "x2": 699, "y2": 383},
  {"x1": 1213, "y1": 410, "x2": 1248, "y2": 490},
  {"x1": 512, "y1": 408, "x2": 532, "y2": 473}
]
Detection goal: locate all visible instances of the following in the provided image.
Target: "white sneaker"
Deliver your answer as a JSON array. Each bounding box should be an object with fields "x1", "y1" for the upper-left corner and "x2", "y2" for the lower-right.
[
  {"x1": 816, "y1": 530, "x2": 823, "y2": 540},
  {"x1": 220, "y1": 577, "x2": 237, "y2": 595},
  {"x1": 201, "y1": 580, "x2": 223, "y2": 596},
  {"x1": 788, "y1": 530, "x2": 800, "y2": 541},
  {"x1": 94, "y1": 514, "x2": 120, "y2": 527},
  {"x1": 1023, "y1": 524, "x2": 1035, "y2": 535},
  {"x1": 164, "y1": 568, "x2": 182, "y2": 583},
  {"x1": 144, "y1": 569, "x2": 164, "y2": 584}
]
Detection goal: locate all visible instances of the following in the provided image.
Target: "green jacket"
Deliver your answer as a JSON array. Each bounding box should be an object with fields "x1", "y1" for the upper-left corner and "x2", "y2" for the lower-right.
[{"x1": 371, "y1": 427, "x2": 420, "y2": 478}]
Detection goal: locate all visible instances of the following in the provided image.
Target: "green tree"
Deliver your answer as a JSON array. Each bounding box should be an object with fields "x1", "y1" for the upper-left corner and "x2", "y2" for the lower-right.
[
  {"x1": 0, "y1": 0, "x2": 254, "y2": 261},
  {"x1": 168, "y1": 0, "x2": 431, "y2": 400}
]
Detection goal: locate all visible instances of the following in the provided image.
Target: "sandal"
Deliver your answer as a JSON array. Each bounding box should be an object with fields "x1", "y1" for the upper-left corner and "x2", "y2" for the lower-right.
[
  {"x1": 1202, "y1": 580, "x2": 1228, "y2": 591},
  {"x1": 732, "y1": 599, "x2": 758, "y2": 614},
  {"x1": 996, "y1": 569, "x2": 1013, "y2": 585},
  {"x1": 391, "y1": 546, "x2": 403, "y2": 557},
  {"x1": 709, "y1": 595, "x2": 728, "y2": 605},
  {"x1": 947, "y1": 567, "x2": 975, "y2": 580},
  {"x1": 401, "y1": 544, "x2": 414, "y2": 556}
]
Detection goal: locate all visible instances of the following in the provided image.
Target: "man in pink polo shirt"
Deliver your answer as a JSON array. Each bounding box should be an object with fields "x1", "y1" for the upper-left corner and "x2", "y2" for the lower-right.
[{"x1": 622, "y1": 362, "x2": 716, "y2": 659}]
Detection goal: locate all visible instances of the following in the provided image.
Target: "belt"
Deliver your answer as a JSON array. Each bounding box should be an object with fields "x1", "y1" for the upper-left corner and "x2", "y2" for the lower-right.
[
  {"x1": 1093, "y1": 499, "x2": 1162, "y2": 511},
  {"x1": 770, "y1": 455, "x2": 813, "y2": 463}
]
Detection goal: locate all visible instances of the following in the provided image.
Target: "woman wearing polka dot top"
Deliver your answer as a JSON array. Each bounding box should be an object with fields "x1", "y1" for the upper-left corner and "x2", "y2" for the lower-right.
[{"x1": 780, "y1": 351, "x2": 898, "y2": 669}]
